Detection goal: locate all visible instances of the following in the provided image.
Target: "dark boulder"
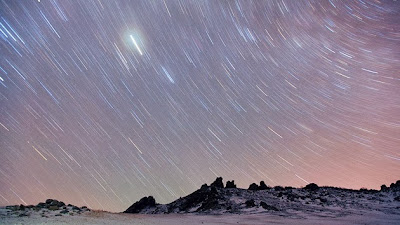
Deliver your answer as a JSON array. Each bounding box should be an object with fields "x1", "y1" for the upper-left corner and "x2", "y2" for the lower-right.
[
  {"x1": 248, "y1": 183, "x2": 259, "y2": 190},
  {"x1": 48, "y1": 199, "x2": 60, "y2": 206},
  {"x1": 304, "y1": 183, "x2": 319, "y2": 191},
  {"x1": 245, "y1": 199, "x2": 256, "y2": 208},
  {"x1": 57, "y1": 201, "x2": 65, "y2": 207},
  {"x1": 260, "y1": 201, "x2": 279, "y2": 211},
  {"x1": 45, "y1": 199, "x2": 54, "y2": 204},
  {"x1": 37, "y1": 202, "x2": 46, "y2": 208},
  {"x1": 274, "y1": 186, "x2": 284, "y2": 191},
  {"x1": 259, "y1": 181, "x2": 269, "y2": 190},
  {"x1": 200, "y1": 184, "x2": 208, "y2": 190},
  {"x1": 124, "y1": 196, "x2": 156, "y2": 213},
  {"x1": 226, "y1": 180, "x2": 236, "y2": 188},
  {"x1": 210, "y1": 177, "x2": 224, "y2": 188}
]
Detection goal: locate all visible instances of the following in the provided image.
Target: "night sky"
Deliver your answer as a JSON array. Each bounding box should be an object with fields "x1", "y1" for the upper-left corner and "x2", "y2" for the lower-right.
[{"x1": 0, "y1": 0, "x2": 399, "y2": 212}]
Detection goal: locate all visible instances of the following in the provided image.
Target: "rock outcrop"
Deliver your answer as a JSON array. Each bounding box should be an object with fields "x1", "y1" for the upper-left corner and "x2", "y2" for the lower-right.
[
  {"x1": 124, "y1": 196, "x2": 156, "y2": 213},
  {"x1": 122, "y1": 177, "x2": 400, "y2": 215},
  {"x1": 4, "y1": 199, "x2": 90, "y2": 218},
  {"x1": 225, "y1": 180, "x2": 236, "y2": 188},
  {"x1": 248, "y1": 183, "x2": 259, "y2": 190},
  {"x1": 304, "y1": 183, "x2": 319, "y2": 191},
  {"x1": 259, "y1": 181, "x2": 270, "y2": 190},
  {"x1": 210, "y1": 177, "x2": 224, "y2": 188}
]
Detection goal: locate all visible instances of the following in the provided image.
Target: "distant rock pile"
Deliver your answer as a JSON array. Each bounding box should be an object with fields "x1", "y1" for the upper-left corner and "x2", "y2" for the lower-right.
[
  {"x1": 381, "y1": 180, "x2": 400, "y2": 192},
  {"x1": 248, "y1": 181, "x2": 271, "y2": 191},
  {"x1": 4, "y1": 199, "x2": 90, "y2": 218}
]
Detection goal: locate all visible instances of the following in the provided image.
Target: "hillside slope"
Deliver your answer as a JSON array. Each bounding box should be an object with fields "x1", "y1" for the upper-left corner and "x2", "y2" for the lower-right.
[{"x1": 124, "y1": 177, "x2": 400, "y2": 218}]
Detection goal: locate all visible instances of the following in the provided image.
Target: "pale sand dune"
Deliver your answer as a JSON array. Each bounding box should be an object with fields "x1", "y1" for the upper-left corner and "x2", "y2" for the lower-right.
[{"x1": 2, "y1": 210, "x2": 400, "y2": 225}]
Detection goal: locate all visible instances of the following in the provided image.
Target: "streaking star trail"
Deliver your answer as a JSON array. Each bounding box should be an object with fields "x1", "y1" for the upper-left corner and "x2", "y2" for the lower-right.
[
  {"x1": 0, "y1": 0, "x2": 399, "y2": 213},
  {"x1": 130, "y1": 35, "x2": 143, "y2": 56}
]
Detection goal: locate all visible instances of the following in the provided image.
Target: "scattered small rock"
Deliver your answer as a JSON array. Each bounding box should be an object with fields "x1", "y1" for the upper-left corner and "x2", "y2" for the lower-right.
[
  {"x1": 60, "y1": 209, "x2": 69, "y2": 214},
  {"x1": 48, "y1": 205, "x2": 59, "y2": 211},
  {"x1": 260, "y1": 201, "x2": 279, "y2": 211},
  {"x1": 37, "y1": 202, "x2": 46, "y2": 208},
  {"x1": 18, "y1": 212, "x2": 28, "y2": 217}
]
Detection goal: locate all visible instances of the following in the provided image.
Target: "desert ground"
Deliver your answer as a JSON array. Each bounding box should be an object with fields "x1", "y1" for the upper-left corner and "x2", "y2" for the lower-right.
[{"x1": 1, "y1": 208, "x2": 400, "y2": 225}]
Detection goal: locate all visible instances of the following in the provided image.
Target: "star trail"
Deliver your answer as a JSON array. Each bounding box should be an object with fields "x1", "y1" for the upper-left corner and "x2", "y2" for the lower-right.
[{"x1": 0, "y1": 0, "x2": 399, "y2": 212}]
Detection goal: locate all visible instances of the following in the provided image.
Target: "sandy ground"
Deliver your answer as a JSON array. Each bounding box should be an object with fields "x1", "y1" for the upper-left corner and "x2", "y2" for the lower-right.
[{"x1": 1, "y1": 210, "x2": 400, "y2": 225}]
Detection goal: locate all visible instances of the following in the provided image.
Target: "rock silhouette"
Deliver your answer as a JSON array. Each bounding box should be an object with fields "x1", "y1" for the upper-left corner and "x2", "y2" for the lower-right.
[
  {"x1": 122, "y1": 177, "x2": 400, "y2": 215},
  {"x1": 210, "y1": 177, "x2": 224, "y2": 188},
  {"x1": 248, "y1": 183, "x2": 259, "y2": 190},
  {"x1": 304, "y1": 183, "x2": 319, "y2": 191},
  {"x1": 226, "y1": 180, "x2": 236, "y2": 188},
  {"x1": 124, "y1": 196, "x2": 156, "y2": 213},
  {"x1": 259, "y1": 181, "x2": 269, "y2": 190}
]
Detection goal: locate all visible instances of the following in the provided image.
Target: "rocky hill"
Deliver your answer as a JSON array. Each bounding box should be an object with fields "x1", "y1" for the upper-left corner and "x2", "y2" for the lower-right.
[
  {"x1": 124, "y1": 178, "x2": 400, "y2": 217},
  {"x1": 1, "y1": 199, "x2": 90, "y2": 219}
]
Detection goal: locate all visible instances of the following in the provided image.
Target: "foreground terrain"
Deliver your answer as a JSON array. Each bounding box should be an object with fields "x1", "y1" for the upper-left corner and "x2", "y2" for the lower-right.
[
  {"x1": 1, "y1": 178, "x2": 399, "y2": 224},
  {"x1": 1, "y1": 209, "x2": 400, "y2": 225}
]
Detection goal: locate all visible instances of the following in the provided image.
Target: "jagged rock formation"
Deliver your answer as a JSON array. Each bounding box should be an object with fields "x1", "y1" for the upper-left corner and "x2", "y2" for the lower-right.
[
  {"x1": 259, "y1": 181, "x2": 270, "y2": 190},
  {"x1": 123, "y1": 178, "x2": 400, "y2": 216},
  {"x1": 225, "y1": 180, "x2": 236, "y2": 188},
  {"x1": 210, "y1": 177, "x2": 224, "y2": 188}
]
